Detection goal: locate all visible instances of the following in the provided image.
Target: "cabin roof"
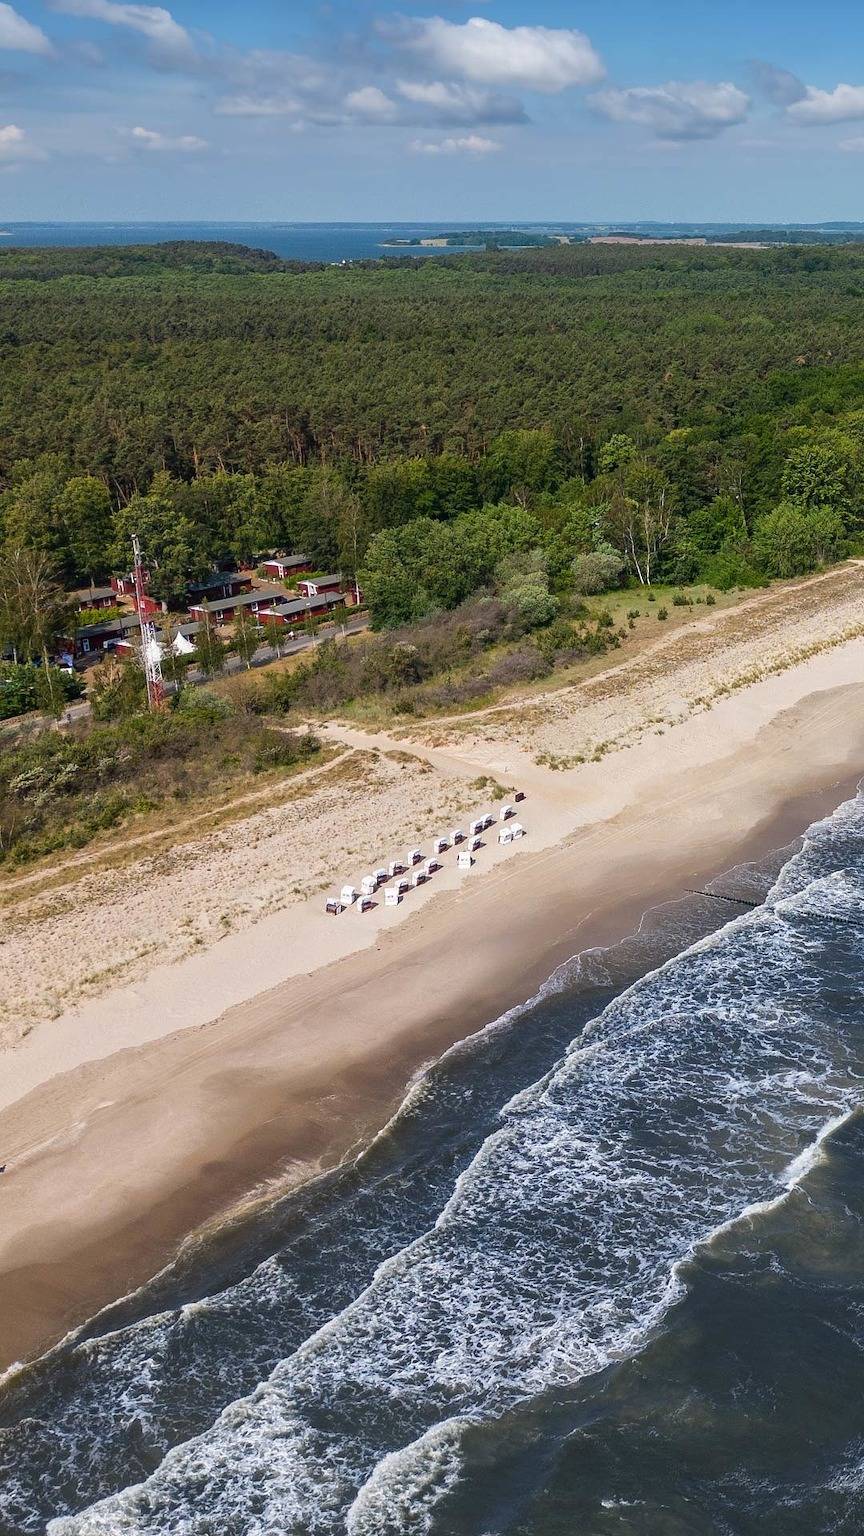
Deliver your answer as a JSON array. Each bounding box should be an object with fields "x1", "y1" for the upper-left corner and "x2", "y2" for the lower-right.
[
  {"x1": 190, "y1": 586, "x2": 286, "y2": 615},
  {"x1": 72, "y1": 586, "x2": 114, "y2": 604},
  {"x1": 186, "y1": 570, "x2": 248, "y2": 594},
  {"x1": 75, "y1": 614, "x2": 141, "y2": 639}
]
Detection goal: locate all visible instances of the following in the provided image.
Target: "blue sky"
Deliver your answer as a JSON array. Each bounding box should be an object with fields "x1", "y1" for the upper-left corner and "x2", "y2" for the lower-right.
[{"x1": 0, "y1": 0, "x2": 862, "y2": 220}]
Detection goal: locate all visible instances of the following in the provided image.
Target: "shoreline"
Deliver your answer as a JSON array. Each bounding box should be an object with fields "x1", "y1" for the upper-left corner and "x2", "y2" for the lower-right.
[{"x1": 2, "y1": 648, "x2": 864, "y2": 1368}]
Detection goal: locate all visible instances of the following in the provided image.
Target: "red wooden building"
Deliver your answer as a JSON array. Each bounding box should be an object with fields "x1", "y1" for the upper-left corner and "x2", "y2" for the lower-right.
[
  {"x1": 260, "y1": 554, "x2": 311, "y2": 582},
  {"x1": 296, "y1": 574, "x2": 344, "y2": 599},
  {"x1": 185, "y1": 570, "x2": 252, "y2": 606},
  {"x1": 257, "y1": 592, "x2": 346, "y2": 629},
  {"x1": 114, "y1": 569, "x2": 251, "y2": 615},
  {"x1": 188, "y1": 586, "x2": 290, "y2": 626},
  {"x1": 71, "y1": 586, "x2": 116, "y2": 612},
  {"x1": 68, "y1": 613, "x2": 142, "y2": 658}
]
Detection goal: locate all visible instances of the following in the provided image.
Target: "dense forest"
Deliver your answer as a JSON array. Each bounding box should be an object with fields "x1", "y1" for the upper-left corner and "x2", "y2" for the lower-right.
[
  {"x1": 2, "y1": 239, "x2": 864, "y2": 633},
  {"x1": 0, "y1": 241, "x2": 295, "y2": 281},
  {"x1": 4, "y1": 239, "x2": 864, "y2": 480}
]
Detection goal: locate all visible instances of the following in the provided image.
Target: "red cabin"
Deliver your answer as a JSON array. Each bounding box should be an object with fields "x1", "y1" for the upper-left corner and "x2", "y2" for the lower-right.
[
  {"x1": 261, "y1": 554, "x2": 312, "y2": 582},
  {"x1": 297, "y1": 575, "x2": 343, "y2": 599},
  {"x1": 188, "y1": 586, "x2": 290, "y2": 626},
  {"x1": 72, "y1": 586, "x2": 116, "y2": 612}
]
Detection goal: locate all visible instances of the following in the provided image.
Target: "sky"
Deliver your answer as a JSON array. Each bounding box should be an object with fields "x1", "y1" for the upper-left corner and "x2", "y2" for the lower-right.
[{"x1": 0, "y1": 0, "x2": 862, "y2": 221}]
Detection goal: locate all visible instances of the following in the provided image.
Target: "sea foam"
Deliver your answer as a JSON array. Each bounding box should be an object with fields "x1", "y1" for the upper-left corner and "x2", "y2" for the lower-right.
[{"x1": 47, "y1": 794, "x2": 864, "y2": 1534}]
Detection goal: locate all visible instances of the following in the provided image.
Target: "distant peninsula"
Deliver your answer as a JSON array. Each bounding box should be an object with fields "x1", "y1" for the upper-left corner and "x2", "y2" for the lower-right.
[
  {"x1": 383, "y1": 223, "x2": 864, "y2": 254},
  {"x1": 383, "y1": 229, "x2": 569, "y2": 249}
]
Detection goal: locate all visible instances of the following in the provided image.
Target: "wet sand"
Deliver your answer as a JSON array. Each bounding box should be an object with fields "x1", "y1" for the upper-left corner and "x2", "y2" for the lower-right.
[{"x1": 1, "y1": 659, "x2": 864, "y2": 1370}]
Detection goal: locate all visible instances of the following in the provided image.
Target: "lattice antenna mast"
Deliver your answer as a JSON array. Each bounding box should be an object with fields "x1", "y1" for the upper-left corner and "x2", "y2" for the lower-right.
[{"x1": 131, "y1": 532, "x2": 165, "y2": 710}]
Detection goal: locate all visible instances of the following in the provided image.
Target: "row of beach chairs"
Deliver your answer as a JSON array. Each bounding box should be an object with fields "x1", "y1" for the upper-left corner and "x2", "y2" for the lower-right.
[{"x1": 326, "y1": 791, "x2": 526, "y2": 915}]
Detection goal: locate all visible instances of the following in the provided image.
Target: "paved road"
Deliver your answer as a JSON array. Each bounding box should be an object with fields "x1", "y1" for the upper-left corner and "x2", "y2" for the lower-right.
[
  {"x1": 187, "y1": 614, "x2": 369, "y2": 682},
  {"x1": 60, "y1": 615, "x2": 369, "y2": 725}
]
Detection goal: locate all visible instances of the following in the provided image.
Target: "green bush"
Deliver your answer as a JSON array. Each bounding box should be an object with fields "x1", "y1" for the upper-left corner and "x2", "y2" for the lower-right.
[
  {"x1": 89, "y1": 658, "x2": 148, "y2": 721},
  {"x1": 700, "y1": 548, "x2": 764, "y2": 591},
  {"x1": 536, "y1": 617, "x2": 579, "y2": 660},
  {"x1": 173, "y1": 686, "x2": 233, "y2": 721},
  {"x1": 571, "y1": 546, "x2": 624, "y2": 595},
  {"x1": 76, "y1": 605, "x2": 123, "y2": 628},
  {"x1": 253, "y1": 729, "x2": 321, "y2": 772},
  {"x1": 752, "y1": 501, "x2": 846, "y2": 578},
  {"x1": 501, "y1": 579, "x2": 559, "y2": 629},
  {"x1": 0, "y1": 662, "x2": 82, "y2": 720},
  {"x1": 250, "y1": 669, "x2": 298, "y2": 715}
]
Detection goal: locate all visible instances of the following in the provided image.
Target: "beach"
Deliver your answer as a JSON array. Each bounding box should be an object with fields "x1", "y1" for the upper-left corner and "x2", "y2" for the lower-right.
[
  {"x1": 2, "y1": 569, "x2": 864, "y2": 1370},
  {"x1": 0, "y1": 657, "x2": 862, "y2": 1367}
]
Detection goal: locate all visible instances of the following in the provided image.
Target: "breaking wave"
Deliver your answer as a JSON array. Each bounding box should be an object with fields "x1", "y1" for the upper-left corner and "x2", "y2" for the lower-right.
[{"x1": 42, "y1": 791, "x2": 864, "y2": 1534}]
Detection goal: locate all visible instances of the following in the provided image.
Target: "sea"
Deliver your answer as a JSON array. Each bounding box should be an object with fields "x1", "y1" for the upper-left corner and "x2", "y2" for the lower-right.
[
  {"x1": 2, "y1": 786, "x2": 864, "y2": 1534},
  {"x1": 1, "y1": 221, "x2": 864, "y2": 263},
  {"x1": 0, "y1": 221, "x2": 572, "y2": 262}
]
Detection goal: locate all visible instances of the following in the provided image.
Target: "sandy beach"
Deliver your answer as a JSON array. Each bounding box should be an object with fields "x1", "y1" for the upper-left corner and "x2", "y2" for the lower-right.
[{"x1": 2, "y1": 568, "x2": 864, "y2": 1370}]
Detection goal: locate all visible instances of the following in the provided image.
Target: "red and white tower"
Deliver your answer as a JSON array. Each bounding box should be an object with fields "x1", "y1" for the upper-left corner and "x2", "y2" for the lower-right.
[{"x1": 131, "y1": 533, "x2": 165, "y2": 710}]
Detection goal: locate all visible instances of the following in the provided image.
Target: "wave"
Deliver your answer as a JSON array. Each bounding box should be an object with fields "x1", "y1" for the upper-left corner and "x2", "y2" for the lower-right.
[
  {"x1": 0, "y1": 897, "x2": 642, "y2": 1532},
  {"x1": 46, "y1": 793, "x2": 864, "y2": 1534},
  {"x1": 2, "y1": 857, "x2": 776, "y2": 1534}
]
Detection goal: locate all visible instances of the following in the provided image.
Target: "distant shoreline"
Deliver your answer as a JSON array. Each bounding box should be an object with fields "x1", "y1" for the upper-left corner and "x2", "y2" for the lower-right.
[{"x1": 0, "y1": 221, "x2": 862, "y2": 263}]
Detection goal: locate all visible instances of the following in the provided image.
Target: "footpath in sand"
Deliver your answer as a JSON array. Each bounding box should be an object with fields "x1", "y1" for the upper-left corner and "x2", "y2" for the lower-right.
[{"x1": 2, "y1": 563, "x2": 864, "y2": 1364}]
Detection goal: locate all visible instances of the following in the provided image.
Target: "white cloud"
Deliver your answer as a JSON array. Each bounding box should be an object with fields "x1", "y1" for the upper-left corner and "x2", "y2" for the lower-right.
[
  {"x1": 399, "y1": 79, "x2": 467, "y2": 107},
  {"x1": 839, "y1": 135, "x2": 864, "y2": 151},
  {"x1": 51, "y1": 0, "x2": 195, "y2": 65},
  {"x1": 397, "y1": 78, "x2": 525, "y2": 124},
  {"x1": 410, "y1": 133, "x2": 501, "y2": 154},
  {"x1": 126, "y1": 124, "x2": 207, "y2": 151},
  {"x1": 0, "y1": 122, "x2": 46, "y2": 161},
  {"x1": 217, "y1": 74, "x2": 523, "y2": 130},
  {"x1": 0, "y1": 3, "x2": 53, "y2": 55},
  {"x1": 787, "y1": 84, "x2": 864, "y2": 124},
  {"x1": 396, "y1": 16, "x2": 604, "y2": 93},
  {"x1": 344, "y1": 85, "x2": 398, "y2": 122},
  {"x1": 592, "y1": 80, "x2": 749, "y2": 139},
  {"x1": 215, "y1": 93, "x2": 303, "y2": 118}
]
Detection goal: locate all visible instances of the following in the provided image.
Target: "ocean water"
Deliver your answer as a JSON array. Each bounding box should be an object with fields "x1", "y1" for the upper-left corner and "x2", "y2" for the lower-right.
[
  {"x1": 0, "y1": 222, "x2": 535, "y2": 262},
  {"x1": 1, "y1": 221, "x2": 860, "y2": 264},
  {"x1": 2, "y1": 793, "x2": 864, "y2": 1533}
]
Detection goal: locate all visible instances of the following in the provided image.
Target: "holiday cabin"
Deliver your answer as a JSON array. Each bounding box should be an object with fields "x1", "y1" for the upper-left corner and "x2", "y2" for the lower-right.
[
  {"x1": 260, "y1": 554, "x2": 312, "y2": 582},
  {"x1": 296, "y1": 575, "x2": 344, "y2": 600},
  {"x1": 71, "y1": 586, "x2": 116, "y2": 613},
  {"x1": 187, "y1": 586, "x2": 290, "y2": 626}
]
